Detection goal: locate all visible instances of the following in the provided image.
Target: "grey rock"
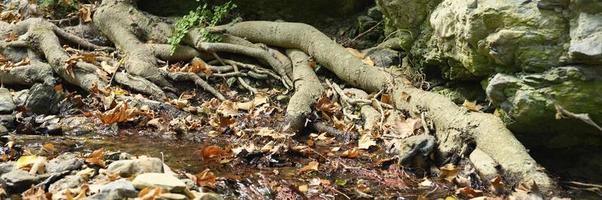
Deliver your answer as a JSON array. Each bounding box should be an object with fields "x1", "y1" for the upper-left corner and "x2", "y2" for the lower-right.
[
  {"x1": 48, "y1": 175, "x2": 83, "y2": 194},
  {"x1": 11, "y1": 89, "x2": 29, "y2": 107},
  {"x1": 0, "y1": 162, "x2": 15, "y2": 175},
  {"x1": 107, "y1": 157, "x2": 163, "y2": 177},
  {"x1": 363, "y1": 47, "x2": 401, "y2": 68},
  {"x1": 86, "y1": 179, "x2": 137, "y2": 200},
  {"x1": 182, "y1": 178, "x2": 198, "y2": 191},
  {"x1": 25, "y1": 83, "x2": 62, "y2": 114},
  {"x1": 0, "y1": 88, "x2": 15, "y2": 114},
  {"x1": 0, "y1": 115, "x2": 15, "y2": 129},
  {"x1": 1, "y1": 170, "x2": 39, "y2": 193},
  {"x1": 159, "y1": 193, "x2": 187, "y2": 200},
  {"x1": 569, "y1": 12, "x2": 602, "y2": 64},
  {"x1": 46, "y1": 153, "x2": 84, "y2": 173},
  {"x1": 132, "y1": 173, "x2": 186, "y2": 192},
  {"x1": 394, "y1": 134, "x2": 436, "y2": 168}
]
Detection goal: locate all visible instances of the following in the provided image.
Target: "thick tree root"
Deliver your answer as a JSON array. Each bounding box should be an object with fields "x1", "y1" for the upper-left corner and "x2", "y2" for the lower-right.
[
  {"x1": 12, "y1": 18, "x2": 106, "y2": 91},
  {"x1": 284, "y1": 49, "x2": 324, "y2": 131},
  {"x1": 216, "y1": 21, "x2": 393, "y2": 92},
  {"x1": 221, "y1": 21, "x2": 557, "y2": 191}
]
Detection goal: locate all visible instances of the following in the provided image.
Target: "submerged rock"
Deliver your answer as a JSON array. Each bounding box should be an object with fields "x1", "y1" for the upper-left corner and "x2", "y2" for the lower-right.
[{"x1": 131, "y1": 173, "x2": 186, "y2": 192}]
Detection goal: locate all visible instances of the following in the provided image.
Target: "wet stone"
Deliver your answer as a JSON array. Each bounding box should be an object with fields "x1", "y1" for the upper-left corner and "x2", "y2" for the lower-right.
[
  {"x1": 132, "y1": 173, "x2": 186, "y2": 193},
  {"x1": 106, "y1": 157, "x2": 163, "y2": 177},
  {"x1": 87, "y1": 179, "x2": 137, "y2": 200},
  {"x1": 46, "y1": 153, "x2": 84, "y2": 173}
]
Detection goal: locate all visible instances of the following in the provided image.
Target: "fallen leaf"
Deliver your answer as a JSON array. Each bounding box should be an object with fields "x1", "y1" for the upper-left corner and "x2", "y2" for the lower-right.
[
  {"x1": 299, "y1": 161, "x2": 319, "y2": 173},
  {"x1": 463, "y1": 100, "x2": 482, "y2": 112},
  {"x1": 340, "y1": 148, "x2": 360, "y2": 159},
  {"x1": 237, "y1": 94, "x2": 268, "y2": 111},
  {"x1": 138, "y1": 187, "x2": 162, "y2": 200},
  {"x1": 315, "y1": 95, "x2": 340, "y2": 116},
  {"x1": 298, "y1": 184, "x2": 308, "y2": 193},
  {"x1": 200, "y1": 145, "x2": 229, "y2": 161},
  {"x1": 21, "y1": 185, "x2": 48, "y2": 200},
  {"x1": 358, "y1": 134, "x2": 376, "y2": 150},
  {"x1": 16, "y1": 155, "x2": 39, "y2": 170},
  {"x1": 188, "y1": 58, "x2": 212, "y2": 75},
  {"x1": 396, "y1": 118, "x2": 422, "y2": 138},
  {"x1": 28, "y1": 156, "x2": 47, "y2": 175},
  {"x1": 456, "y1": 187, "x2": 483, "y2": 198},
  {"x1": 346, "y1": 48, "x2": 365, "y2": 59},
  {"x1": 440, "y1": 164, "x2": 459, "y2": 182},
  {"x1": 217, "y1": 100, "x2": 238, "y2": 117},
  {"x1": 97, "y1": 101, "x2": 138, "y2": 124},
  {"x1": 78, "y1": 5, "x2": 92, "y2": 23},
  {"x1": 255, "y1": 127, "x2": 288, "y2": 139},
  {"x1": 85, "y1": 148, "x2": 105, "y2": 168},
  {"x1": 195, "y1": 169, "x2": 217, "y2": 188},
  {"x1": 490, "y1": 176, "x2": 505, "y2": 194}
]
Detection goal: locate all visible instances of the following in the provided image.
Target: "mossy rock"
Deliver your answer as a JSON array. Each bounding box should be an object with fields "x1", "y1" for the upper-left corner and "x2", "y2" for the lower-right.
[{"x1": 486, "y1": 66, "x2": 602, "y2": 148}]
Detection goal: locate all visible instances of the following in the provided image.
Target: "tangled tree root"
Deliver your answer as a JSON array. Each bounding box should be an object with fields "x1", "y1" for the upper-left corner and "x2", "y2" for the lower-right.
[
  {"x1": 0, "y1": 1, "x2": 557, "y2": 194},
  {"x1": 218, "y1": 21, "x2": 557, "y2": 191}
]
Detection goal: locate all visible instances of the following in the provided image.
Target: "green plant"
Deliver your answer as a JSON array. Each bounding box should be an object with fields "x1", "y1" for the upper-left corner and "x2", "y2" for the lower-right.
[{"x1": 168, "y1": 1, "x2": 236, "y2": 54}]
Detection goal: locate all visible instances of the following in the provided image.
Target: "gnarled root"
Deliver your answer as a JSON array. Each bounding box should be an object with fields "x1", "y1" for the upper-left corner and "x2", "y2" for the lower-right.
[
  {"x1": 284, "y1": 49, "x2": 323, "y2": 132},
  {"x1": 220, "y1": 21, "x2": 557, "y2": 192},
  {"x1": 11, "y1": 18, "x2": 107, "y2": 91}
]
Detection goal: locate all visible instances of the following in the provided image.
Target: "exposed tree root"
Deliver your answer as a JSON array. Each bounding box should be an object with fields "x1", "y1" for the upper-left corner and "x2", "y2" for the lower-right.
[
  {"x1": 0, "y1": 1, "x2": 558, "y2": 194},
  {"x1": 219, "y1": 21, "x2": 557, "y2": 191},
  {"x1": 284, "y1": 49, "x2": 323, "y2": 132},
  {"x1": 12, "y1": 18, "x2": 106, "y2": 91}
]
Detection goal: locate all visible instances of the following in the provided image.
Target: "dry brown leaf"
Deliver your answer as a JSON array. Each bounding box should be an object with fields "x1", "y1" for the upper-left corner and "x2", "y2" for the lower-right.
[
  {"x1": 316, "y1": 95, "x2": 340, "y2": 116},
  {"x1": 439, "y1": 164, "x2": 459, "y2": 182},
  {"x1": 299, "y1": 161, "x2": 319, "y2": 174},
  {"x1": 22, "y1": 185, "x2": 48, "y2": 200},
  {"x1": 340, "y1": 148, "x2": 360, "y2": 159},
  {"x1": 358, "y1": 134, "x2": 376, "y2": 150},
  {"x1": 396, "y1": 118, "x2": 422, "y2": 138},
  {"x1": 399, "y1": 91, "x2": 411, "y2": 102},
  {"x1": 256, "y1": 128, "x2": 287, "y2": 139},
  {"x1": 188, "y1": 58, "x2": 212, "y2": 75},
  {"x1": 237, "y1": 94, "x2": 269, "y2": 111},
  {"x1": 85, "y1": 148, "x2": 105, "y2": 168},
  {"x1": 138, "y1": 187, "x2": 162, "y2": 200},
  {"x1": 78, "y1": 5, "x2": 92, "y2": 23},
  {"x1": 381, "y1": 94, "x2": 392, "y2": 105},
  {"x1": 490, "y1": 176, "x2": 505, "y2": 194},
  {"x1": 217, "y1": 100, "x2": 238, "y2": 117},
  {"x1": 196, "y1": 169, "x2": 217, "y2": 188},
  {"x1": 463, "y1": 100, "x2": 482, "y2": 112},
  {"x1": 97, "y1": 101, "x2": 138, "y2": 124},
  {"x1": 200, "y1": 145, "x2": 228, "y2": 161},
  {"x1": 456, "y1": 187, "x2": 483, "y2": 198}
]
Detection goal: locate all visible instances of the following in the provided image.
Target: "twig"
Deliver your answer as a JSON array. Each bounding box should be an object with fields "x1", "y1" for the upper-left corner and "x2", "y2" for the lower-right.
[
  {"x1": 344, "y1": 21, "x2": 383, "y2": 46},
  {"x1": 555, "y1": 104, "x2": 602, "y2": 133}
]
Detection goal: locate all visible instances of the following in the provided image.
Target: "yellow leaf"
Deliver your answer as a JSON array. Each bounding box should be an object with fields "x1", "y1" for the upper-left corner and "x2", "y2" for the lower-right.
[{"x1": 16, "y1": 155, "x2": 38, "y2": 169}]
